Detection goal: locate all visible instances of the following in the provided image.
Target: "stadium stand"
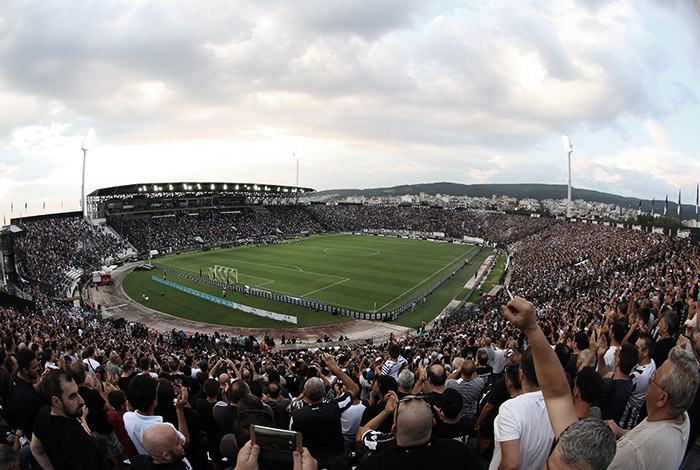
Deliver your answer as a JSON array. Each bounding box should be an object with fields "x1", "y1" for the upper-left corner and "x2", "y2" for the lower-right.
[{"x1": 1, "y1": 202, "x2": 700, "y2": 469}]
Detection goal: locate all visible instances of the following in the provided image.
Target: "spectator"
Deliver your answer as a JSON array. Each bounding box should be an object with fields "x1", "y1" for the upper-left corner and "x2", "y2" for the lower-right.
[
  {"x1": 107, "y1": 389, "x2": 138, "y2": 458},
  {"x1": 608, "y1": 347, "x2": 700, "y2": 469},
  {"x1": 358, "y1": 392, "x2": 478, "y2": 469},
  {"x1": 30, "y1": 370, "x2": 112, "y2": 469},
  {"x1": 595, "y1": 342, "x2": 638, "y2": 425},
  {"x1": 446, "y1": 359, "x2": 486, "y2": 421},
  {"x1": 124, "y1": 374, "x2": 190, "y2": 457},
  {"x1": 573, "y1": 367, "x2": 602, "y2": 420},
  {"x1": 653, "y1": 311, "x2": 678, "y2": 368},
  {"x1": 489, "y1": 347, "x2": 554, "y2": 470},
  {"x1": 501, "y1": 297, "x2": 617, "y2": 470},
  {"x1": 129, "y1": 424, "x2": 191, "y2": 469},
  {"x1": 71, "y1": 362, "x2": 123, "y2": 466},
  {"x1": 619, "y1": 333, "x2": 656, "y2": 429},
  {"x1": 432, "y1": 388, "x2": 472, "y2": 442},
  {"x1": 290, "y1": 353, "x2": 359, "y2": 470},
  {"x1": 360, "y1": 375, "x2": 398, "y2": 434},
  {"x1": 396, "y1": 369, "x2": 415, "y2": 399},
  {"x1": 380, "y1": 344, "x2": 407, "y2": 380},
  {"x1": 6, "y1": 348, "x2": 45, "y2": 439}
]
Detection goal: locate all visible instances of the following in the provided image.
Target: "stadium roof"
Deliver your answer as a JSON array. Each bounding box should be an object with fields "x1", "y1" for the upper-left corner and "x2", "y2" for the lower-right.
[{"x1": 87, "y1": 182, "x2": 315, "y2": 198}]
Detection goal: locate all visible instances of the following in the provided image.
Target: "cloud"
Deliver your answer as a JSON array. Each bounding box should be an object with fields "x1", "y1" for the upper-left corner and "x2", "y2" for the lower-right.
[
  {"x1": 0, "y1": 0, "x2": 697, "y2": 214},
  {"x1": 644, "y1": 119, "x2": 669, "y2": 146}
]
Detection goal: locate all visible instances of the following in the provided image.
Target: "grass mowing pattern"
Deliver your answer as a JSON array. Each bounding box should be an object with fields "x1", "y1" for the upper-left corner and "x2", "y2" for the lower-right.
[{"x1": 123, "y1": 234, "x2": 489, "y2": 329}]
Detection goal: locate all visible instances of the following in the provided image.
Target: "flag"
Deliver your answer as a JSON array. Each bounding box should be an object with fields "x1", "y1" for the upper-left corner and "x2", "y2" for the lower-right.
[
  {"x1": 24, "y1": 202, "x2": 27, "y2": 210},
  {"x1": 637, "y1": 200, "x2": 642, "y2": 215},
  {"x1": 664, "y1": 194, "x2": 668, "y2": 216},
  {"x1": 10, "y1": 203, "x2": 13, "y2": 213},
  {"x1": 678, "y1": 189, "x2": 682, "y2": 217},
  {"x1": 61, "y1": 200, "x2": 64, "y2": 208},
  {"x1": 42, "y1": 202, "x2": 46, "y2": 210},
  {"x1": 651, "y1": 198, "x2": 655, "y2": 215}
]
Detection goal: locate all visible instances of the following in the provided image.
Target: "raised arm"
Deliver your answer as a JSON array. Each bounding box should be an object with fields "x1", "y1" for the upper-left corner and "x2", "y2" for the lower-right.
[
  {"x1": 322, "y1": 353, "x2": 359, "y2": 399},
  {"x1": 501, "y1": 297, "x2": 578, "y2": 438}
]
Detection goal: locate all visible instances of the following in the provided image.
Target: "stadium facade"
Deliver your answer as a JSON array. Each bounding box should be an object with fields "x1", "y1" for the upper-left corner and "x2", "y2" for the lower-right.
[{"x1": 86, "y1": 181, "x2": 315, "y2": 220}]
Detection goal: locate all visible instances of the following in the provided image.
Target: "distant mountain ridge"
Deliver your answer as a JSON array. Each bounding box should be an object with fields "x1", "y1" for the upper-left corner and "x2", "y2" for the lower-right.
[{"x1": 313, "y1": 182, "x2": 697, "y2": 219}]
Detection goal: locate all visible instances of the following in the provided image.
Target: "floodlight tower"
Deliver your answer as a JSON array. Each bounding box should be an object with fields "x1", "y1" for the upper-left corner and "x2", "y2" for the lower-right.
[
  {"x1": 561, "y1": 135, "x2": 573, "y2": 218},
  {"x1": 81, "y1": 143, "x2": 88, "y2": 218}
]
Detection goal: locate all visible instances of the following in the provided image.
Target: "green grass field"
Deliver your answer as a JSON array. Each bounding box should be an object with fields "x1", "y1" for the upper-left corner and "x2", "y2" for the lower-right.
[{"x1": 123, "y1": 234, "x2": 489, "y2": 329}]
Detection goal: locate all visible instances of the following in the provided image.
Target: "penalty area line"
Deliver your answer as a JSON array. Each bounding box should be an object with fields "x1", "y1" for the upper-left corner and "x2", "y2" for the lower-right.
[{"x1": 300, "y1": 278, "x2": 350, "y2": 298}]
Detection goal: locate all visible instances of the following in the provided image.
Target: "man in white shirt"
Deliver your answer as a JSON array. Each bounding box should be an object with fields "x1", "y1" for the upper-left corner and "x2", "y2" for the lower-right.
[
  {"x1": 608, "y1": 346, "x2": 700, "y2": 470},
  {"x1": 619, "y1": 333, "x2": 656, "y2": 429},
  {"x1": 82, "y1": 347, "x2": 101, "y2": 376},
  {"x1": 603, "y1": 320, "x2": 627, "y2": 373},
  {"x1": 123, "y1": 374, "x2": 190, "y2": 457},
  {"x1": 489, "y1": 347, "x2": 554, "y2": 470},
  {"x1": 380, "y1": 343, "x2": 407, "y2": 380}
]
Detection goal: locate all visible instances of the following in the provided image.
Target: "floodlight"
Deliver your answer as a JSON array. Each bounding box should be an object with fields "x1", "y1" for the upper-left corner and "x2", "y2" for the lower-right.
[
  {"x1": 223, "y1": 184, "x2": 228, "y2": 190},
  {"x1": 210, "y1": 184, "x2": 215, "y2": 190},
  {"x1": 561, "y1": 135, "x2": 573, "y2": 153},
  {"x1": 168, "y1": 184, "x2": 173, "y2": 191},
  {"x1": 197, "y1": 184, "x2": 202, "y2": 190}
]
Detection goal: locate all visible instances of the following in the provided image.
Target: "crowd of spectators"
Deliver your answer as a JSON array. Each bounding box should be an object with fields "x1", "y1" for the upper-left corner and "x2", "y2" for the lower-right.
[
  {"x1": 117, "y1": 207, "x2": 324, "y2": 253},
  {"x1": 15, "y1": 217, "x2": 127, "y2": 296},
  {"x1": 2, "y1": 206, "x2": 700, "y2": 469}
]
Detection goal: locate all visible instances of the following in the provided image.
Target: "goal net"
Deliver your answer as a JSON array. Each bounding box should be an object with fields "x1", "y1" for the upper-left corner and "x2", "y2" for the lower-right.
[{"x1": 209, "y1": 265, "x2": 238, "y2": 284}]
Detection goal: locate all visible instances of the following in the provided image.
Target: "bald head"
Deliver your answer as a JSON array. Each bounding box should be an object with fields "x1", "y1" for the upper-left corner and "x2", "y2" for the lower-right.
[
  {"x1": 394, "y1": 399, "x2": 434, "y2": 447},
  {"x1": 304, "y1": 377, "x2": 325, "y2": 403},
  {"x1": 143, "y1": 424, "x2": 185, "y2": 464}
]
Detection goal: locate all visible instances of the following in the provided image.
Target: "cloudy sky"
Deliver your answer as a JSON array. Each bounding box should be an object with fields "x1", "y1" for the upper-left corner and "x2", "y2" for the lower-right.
[{"x1": 0, "y1": 0, "x2": 699, "y2": 217}]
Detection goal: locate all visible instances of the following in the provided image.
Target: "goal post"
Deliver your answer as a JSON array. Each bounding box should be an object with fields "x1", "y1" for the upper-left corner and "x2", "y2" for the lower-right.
[{"x1": 209, "y1": 265, "x2": 238, "y2": 284}]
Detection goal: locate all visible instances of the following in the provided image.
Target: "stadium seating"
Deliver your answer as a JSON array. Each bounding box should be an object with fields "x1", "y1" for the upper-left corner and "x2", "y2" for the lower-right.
[{"x1": 1, "y1": 206, "x2": 699, "y2": 469}]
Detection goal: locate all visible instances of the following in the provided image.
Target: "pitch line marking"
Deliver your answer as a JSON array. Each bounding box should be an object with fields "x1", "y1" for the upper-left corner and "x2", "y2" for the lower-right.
[
  {"x1": 375, "y1": 248, "x2": 473, "y2": 312},
  {"x1": 227, "y1": 258, "x2": 348, "y2": 280},
  {"x1": 322, "y1": 247, "x2": 381, "y2": 256},
  {"x1": 300, "y1": 278, "x2": 350, "y2": 297}
]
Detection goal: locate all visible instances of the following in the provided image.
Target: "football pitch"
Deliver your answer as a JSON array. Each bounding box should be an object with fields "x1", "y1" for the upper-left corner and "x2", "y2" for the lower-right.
[{"x1": 123, "y1": 234, "x2": 489, "y2": 328}]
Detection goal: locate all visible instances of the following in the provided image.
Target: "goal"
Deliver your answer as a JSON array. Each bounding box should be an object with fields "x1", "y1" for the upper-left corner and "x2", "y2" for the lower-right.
[{"x1": 209, "y1": 265, "x2": 238, "y2": 284}]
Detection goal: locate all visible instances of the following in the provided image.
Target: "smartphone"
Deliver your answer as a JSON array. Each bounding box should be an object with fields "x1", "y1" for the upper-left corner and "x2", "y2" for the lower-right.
[{"x1": 250, "y1": 425, "x2": 301, "y2": 463}]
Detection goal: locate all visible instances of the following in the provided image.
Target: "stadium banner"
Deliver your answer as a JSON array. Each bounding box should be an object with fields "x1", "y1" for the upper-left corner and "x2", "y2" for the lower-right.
[
  {"x1": 678, "y1": 229, "x2": 691, "y2": 239},
  {"x1": 633, "y1": 225, "x2": 642, "y2": 231},
  {"x1": 150, "y1": 276, "x2": 298, "y2": 324},
  {"x1": 652, "y1": 227, "x2": 664, "y2": 234}
]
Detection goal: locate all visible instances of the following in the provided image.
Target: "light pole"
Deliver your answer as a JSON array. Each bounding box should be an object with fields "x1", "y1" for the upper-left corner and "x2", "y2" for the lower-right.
[
  {"x1": 81, "y1": 144, "x2": 88, "y2": 218},
  {"x1": 561, "y1": 135, "x2": 573, "y2": 218}
]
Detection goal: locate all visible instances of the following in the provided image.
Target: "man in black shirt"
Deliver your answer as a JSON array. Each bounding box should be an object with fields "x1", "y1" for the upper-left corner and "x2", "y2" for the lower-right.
[
  {"x1": 360, "y1": 375, "x2": 398, "y2": 433},
  {"x1": 6, "y1": 348, "x2": 45, "y2": 439},
  {"x1": 72, "y1": 362, "x2": 123, "y2": 465},
  {"x1": 594, "y1": 342, "x2": 638, "y2": 425},
  {"x1": 359, "y1": 394, "x2": 478, "y2": 469},
  {"x1": 653, "y1": 310, "x2": 678, "y2": 368},
  {"x1": 30, "y1": 370, "x2": 111, "y2": 469},
  {"x1": 432, "y1": 388, "x2": 473, "y2": 442},
  {"x1": 290, "y1": 353, "x2": 359, "y2": 470}
]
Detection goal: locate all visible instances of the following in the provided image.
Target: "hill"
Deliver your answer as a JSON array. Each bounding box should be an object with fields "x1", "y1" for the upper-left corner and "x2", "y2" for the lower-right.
[{"x1": 313, "y1": 182, "x2": 697, "y2": 219}]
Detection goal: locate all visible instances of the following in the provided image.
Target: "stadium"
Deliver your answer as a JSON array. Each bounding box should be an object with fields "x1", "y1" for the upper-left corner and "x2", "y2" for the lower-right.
[
  {"x1": 2, "y1": 178, "x2": 700, "y2": 469},
  {"x1": 3, "y1": 2, "x2": 700, "y2": 469}
]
